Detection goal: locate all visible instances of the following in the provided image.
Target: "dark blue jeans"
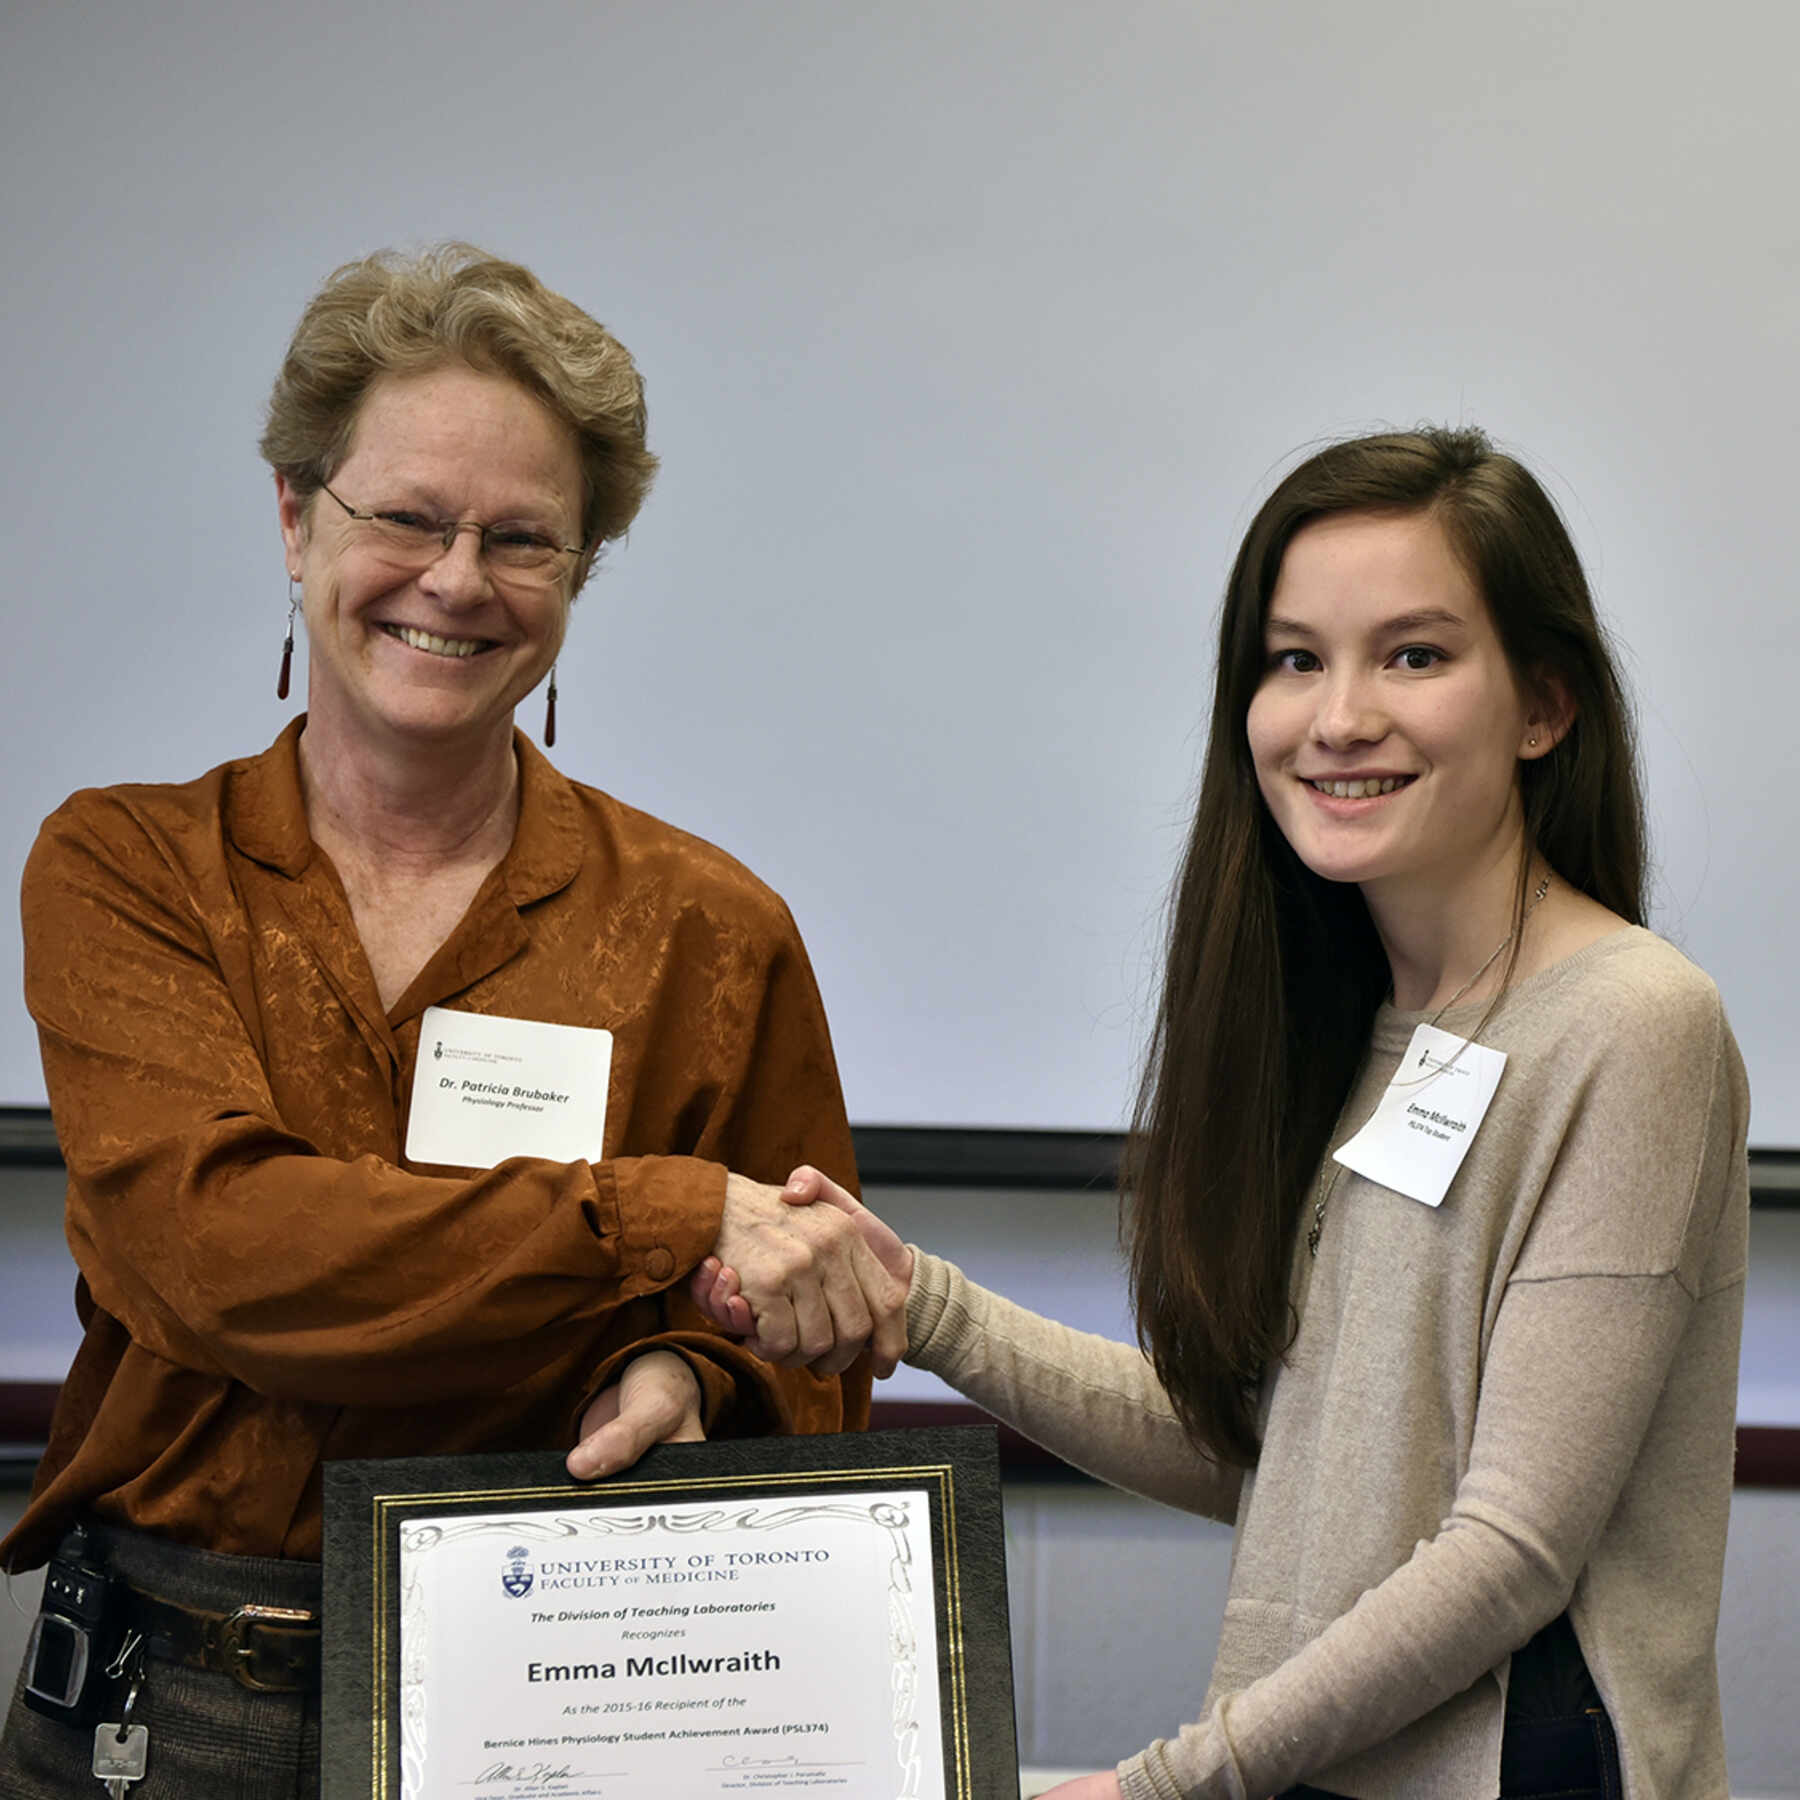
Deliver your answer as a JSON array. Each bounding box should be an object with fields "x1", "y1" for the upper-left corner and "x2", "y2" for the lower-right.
[
  {"x1": 1278, "y1": 1609, "x2": 1623, "y2": 1799},
  {"x1": 1278, "y1": 1703, "x2": 1623, "y2": 1800}
]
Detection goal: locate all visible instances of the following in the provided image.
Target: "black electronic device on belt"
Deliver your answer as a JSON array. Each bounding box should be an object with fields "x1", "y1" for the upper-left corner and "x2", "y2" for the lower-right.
[{"x1": 20, "y1": 1524, "x2": 120, "y2": 1724}]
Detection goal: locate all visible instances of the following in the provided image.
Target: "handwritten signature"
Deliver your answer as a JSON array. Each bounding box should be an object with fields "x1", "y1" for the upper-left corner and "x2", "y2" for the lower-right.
[
  {"x1": 471, "y1": 1761, "x2": 581, "y2": 1784},
  {"x1": 715, "y1": 1754, "x2": 855, "y2": 1771}
]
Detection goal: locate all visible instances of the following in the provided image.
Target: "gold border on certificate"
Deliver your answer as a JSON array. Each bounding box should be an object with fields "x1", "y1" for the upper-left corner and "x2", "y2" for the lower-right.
[{"x1": 325, "y1": 1430, "x2": 1014, "y2": 1800}]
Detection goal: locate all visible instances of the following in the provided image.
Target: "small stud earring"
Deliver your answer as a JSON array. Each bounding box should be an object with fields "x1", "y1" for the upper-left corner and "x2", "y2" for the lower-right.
[
  {"x1": 543, "y1": 667, "x2": 558, "y2": 747},
  {"x1": 276, "y1": 576, "x2": 299, "y2": 700}
]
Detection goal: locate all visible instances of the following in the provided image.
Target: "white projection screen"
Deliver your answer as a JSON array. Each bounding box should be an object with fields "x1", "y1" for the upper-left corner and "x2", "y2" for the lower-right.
[{"x1": 3, "y1": 0, "x2": 1797, "y2": 1145}]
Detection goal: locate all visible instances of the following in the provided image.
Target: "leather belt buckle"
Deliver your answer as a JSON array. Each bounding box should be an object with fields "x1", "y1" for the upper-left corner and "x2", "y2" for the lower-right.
[{"x1": 215, "y1": 1604, "x2": 319, "y2": 1693}]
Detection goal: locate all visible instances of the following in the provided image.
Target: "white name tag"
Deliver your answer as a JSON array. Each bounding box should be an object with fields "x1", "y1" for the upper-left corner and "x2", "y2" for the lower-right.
[
  {"x1": 406, "y1": 1005, "x2": 613, "y2": 1171},
  {"x1": 1332, "y1": 1023, "x2": 1507, "y2": 1208}
]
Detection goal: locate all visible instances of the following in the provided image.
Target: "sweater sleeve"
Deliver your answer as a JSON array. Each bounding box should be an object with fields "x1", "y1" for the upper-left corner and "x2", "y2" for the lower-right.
[
  {"x1": 1117, "y1": 963, "x2": 1749, "y2": 1800},
  {"x1": 1118, "y1": 1276, "x2": 1696, "y2": 1799},
  {"x1": 24, "y1": 789, "x2": 850, "y2": 1418},
  {"x1": 906, "y1": 1252, "x2": 1243, "y2": 1522}
]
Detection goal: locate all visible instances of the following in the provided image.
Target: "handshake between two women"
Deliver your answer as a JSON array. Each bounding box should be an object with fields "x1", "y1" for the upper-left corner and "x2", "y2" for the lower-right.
[{"x1": 567, "y1": 1169, "x2": 913, "y2": 1481}]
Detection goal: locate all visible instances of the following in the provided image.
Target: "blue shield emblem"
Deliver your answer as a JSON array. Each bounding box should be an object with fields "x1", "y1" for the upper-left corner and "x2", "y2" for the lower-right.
[{"x1": 501, "y1": 1545, "x2": 533, "y2": 1599}]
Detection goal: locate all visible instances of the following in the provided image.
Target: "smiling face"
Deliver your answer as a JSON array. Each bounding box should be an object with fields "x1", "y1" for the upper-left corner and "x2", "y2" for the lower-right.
[
  {"x1": 277, "y1": 362, "x2": 584, "y2": 760},
  {"x1": 1245, "y1": 508, "x2": 1555, "y2": 910}
]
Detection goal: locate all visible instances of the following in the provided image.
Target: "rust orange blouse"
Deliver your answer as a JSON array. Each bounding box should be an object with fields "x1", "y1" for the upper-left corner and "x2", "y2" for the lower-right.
[{"x1": 2, "y1": 720, "x2": 865, "y2": 1570}]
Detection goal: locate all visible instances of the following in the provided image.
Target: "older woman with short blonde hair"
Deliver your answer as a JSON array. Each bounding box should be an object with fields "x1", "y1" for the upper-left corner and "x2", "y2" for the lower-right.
[{"x1": 0, "y1": 243, "x2": 900, "y2": 1797}]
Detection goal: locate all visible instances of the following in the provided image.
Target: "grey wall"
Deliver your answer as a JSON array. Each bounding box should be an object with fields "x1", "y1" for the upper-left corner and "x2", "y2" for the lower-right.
[
  {"x1": 3, "y1": 0, "x2": 1800, "y2": 1139},
  {"x1": 3, "y1": 1, "x2": 1796, "y2": 1785}
]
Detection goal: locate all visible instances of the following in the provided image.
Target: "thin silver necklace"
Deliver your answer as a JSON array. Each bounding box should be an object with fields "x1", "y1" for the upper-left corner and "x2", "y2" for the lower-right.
[
  {"x1": 1306, "y1": 872, "x2": 1552, "y2": 1258},
  {"x1": 1424, "y1": 871, "x2": 1552, "y2": 1028}
]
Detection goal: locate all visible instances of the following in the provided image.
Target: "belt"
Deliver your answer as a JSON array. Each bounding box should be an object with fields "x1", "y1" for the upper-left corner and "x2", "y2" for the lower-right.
[{"x1": 121, "y1": 1587, "x2": 321, "y2": 1693}]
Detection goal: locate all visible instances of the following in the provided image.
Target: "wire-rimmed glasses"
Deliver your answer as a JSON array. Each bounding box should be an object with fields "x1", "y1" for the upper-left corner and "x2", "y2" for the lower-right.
[{"x1": 319, "y1": 483, "x2": 586, "y2": 588}]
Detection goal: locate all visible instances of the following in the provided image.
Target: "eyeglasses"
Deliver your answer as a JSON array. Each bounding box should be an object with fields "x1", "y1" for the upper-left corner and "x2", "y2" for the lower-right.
[{"x1": 319, "y1": 484, "x2": 587, "y2": 587}]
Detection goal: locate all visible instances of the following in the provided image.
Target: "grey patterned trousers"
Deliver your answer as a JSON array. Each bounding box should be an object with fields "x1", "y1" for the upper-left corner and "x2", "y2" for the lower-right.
[{"x1": 0, "y1": 1525, "x2": 321, "y2": 1799}]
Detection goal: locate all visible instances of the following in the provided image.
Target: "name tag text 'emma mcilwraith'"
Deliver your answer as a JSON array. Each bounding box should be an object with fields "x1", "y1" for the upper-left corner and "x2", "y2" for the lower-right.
[{"x1": 1333, "y1": 1023, "x2": 1507, "y2": 1208}]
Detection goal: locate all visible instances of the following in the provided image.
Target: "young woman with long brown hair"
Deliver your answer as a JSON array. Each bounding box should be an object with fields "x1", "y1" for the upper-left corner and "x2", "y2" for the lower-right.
[{"x1": 701, "y1": 426, "x2": 1750, "y2": 1799}]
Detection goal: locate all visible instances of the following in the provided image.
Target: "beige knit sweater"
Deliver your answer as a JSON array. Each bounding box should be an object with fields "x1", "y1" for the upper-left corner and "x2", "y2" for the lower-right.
[{"x1": 904, "y1": 929, "x2": 1748, "y2": 1799}]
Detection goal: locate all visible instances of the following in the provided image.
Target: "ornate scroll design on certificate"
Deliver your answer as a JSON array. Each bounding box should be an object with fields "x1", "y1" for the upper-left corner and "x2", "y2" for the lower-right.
[
  {"x1": 874, "y1": 1499, "x2": 925, "y2": 1798},
  {"x1": 398, "y1": 1497, "x2": 932, "y2": 1800},
  {"x1": 397, "y1": 1541, "x2": 430, "y2": 1800}
]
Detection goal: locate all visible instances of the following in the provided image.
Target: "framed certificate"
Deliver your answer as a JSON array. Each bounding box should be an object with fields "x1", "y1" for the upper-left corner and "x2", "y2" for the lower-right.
[{"x1": 322, "y1": 1427, "x2": 1018, "y2": 1799}]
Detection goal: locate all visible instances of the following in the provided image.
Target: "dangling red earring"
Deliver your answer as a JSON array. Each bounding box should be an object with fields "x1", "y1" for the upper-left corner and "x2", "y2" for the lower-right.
[
  {"x1": 543, "y1": 667, "x2": 558, "y2": 747},
  {"x1": 277, "y1": 576, "x2": 298, "y2": 700}
]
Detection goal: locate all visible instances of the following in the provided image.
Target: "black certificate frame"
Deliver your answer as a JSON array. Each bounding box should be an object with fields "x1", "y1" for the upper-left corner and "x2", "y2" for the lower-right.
[{"x1": 322, "y1": 1426, "x2": 1018, "y2": 1800}]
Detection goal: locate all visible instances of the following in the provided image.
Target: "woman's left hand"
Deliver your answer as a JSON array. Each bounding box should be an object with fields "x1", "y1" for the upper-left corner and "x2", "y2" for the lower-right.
[
  {"x1": 566, "y1": 1349, "x2": 704, "y2": 1480},
  {"x1": 1033, "y1": 1775, "x2": 1123, "y2": 1800}
]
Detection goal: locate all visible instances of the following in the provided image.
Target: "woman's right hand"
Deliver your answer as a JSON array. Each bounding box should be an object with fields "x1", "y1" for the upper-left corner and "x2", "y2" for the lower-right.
[
  {"x1": 566, "y1": 1349, "x2": 705, "y2": 1480},
  {"x1": 697, "y1": 1167, "x2": 913, "y2": 1376}
]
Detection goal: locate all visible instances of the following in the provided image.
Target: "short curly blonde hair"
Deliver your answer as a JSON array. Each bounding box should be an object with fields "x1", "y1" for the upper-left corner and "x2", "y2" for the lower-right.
[{"x1": 260, "y1": 243, "x2": 658, "y2": 557}]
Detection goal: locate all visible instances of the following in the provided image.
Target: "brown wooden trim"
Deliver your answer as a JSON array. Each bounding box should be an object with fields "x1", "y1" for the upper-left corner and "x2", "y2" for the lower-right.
[
  {"x1": 0, "y1": 1382, "x2": 59, "y2": 1444},
  {"x1": 868, "y1": 1400, "x2": 1083, "y2": 1474},
  {"x1": 1732, "y1": 1425, "x2": 1800, "y2": 1488},
  {"x1": 4, "y1": 1385, "x2": 1792, "y2": 1487}
]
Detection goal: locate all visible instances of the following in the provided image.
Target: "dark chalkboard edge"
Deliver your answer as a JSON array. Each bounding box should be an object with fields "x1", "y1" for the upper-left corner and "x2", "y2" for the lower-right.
[
  {"x1": 852, "y1": 1124, "x2": 1127, "y2": 1190},
  {"x1": 0, "y1": 1387, "x2": 1795, "y2": 1488},
  {"x1": 0, "y1": 1109, "x2": 65, "y2": 1168},
  {"x1": 4, "y1": 1107, "x2": 1797, "y2": 1204}
]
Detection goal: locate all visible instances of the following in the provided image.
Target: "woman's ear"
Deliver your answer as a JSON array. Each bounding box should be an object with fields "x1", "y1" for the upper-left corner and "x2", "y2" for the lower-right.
[
  {"x1": 1520, "y1": 672, "x2": 1576, "y2": 760},
  {"x1": 275, "y1": 472, "x2": 308, "y2": 571}
]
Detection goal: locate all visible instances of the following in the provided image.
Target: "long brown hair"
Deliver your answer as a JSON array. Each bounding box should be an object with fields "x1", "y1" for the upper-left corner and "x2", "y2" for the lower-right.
[{"x1": 1125, "y1": 427, "x2": 1647, "y2": 1466}]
